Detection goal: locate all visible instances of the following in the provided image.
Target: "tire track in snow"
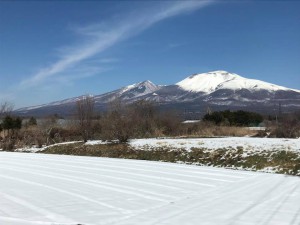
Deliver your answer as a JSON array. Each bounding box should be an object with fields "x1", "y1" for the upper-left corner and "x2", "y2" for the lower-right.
[
  {"x1": 33, "y1": 154, "x2": 248, "y2": 178},
  {"x1": 258, "y1": 182, "x2": 300, "y2": 225},
  {"x1": 1, "y1": 152, "x2": 299, "y2": 225},
  {"x1": 290, "y1": 199, "x2": 300, "y2": 225},
  {"x1": 0, "y1": 157, "x2": 183, "y2": 192},
  {"x1": 0, "y1": 216, "x2": 78, "y2": 225},
  {"x1": 226, "y1": 177, "x2": 288, "y2": 225},
  {"x1": 1, "y1": 153, "x2": 253, "y2": 179},
  {"x1": 9, "y1": 153, "x2": 252, "y2": 178},
  {"x1": 3, "y1": 160, "x2": 181, "y2": 198},
  {"x1": 0, "y1": 157, "x2": 216, "y2": 187},
  {"x1": 1, "y1": 156, "x2": 225, "y2": 186},
  {"x1": 0, "y1": 192, "x2": 76, "y2": 224},
  {"x1": 142, "y1": 175, "x2": 297, "y2": 225},
  {"x1": 0, "y1": 173, "x2": 129, "y2": 214},
  {"x1": 53, "y1": 159, "x2": 237, "y2": 183},
  {"x1": 67, "y1": 156, "x2": 253, "y2": 178},
  {"x1": 0, "y1": 164, "x2": 174, "y2": 202},
  {"x1": 115, "y1": 174, "x2": 272, "y2": 225}
]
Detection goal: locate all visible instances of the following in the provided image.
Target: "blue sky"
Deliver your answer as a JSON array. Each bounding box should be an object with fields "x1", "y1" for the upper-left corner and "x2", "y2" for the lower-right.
[{"x1": 0, "y1": 0, "x2": 299, "y2": 108}]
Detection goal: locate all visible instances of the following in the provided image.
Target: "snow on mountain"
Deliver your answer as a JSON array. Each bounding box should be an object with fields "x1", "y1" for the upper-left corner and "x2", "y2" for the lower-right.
[
  {"x1": 14, "y1": 71, "x2": 300, "y2": 116},
  {"x1": 17, "y1": 80, "x2": 160, "y2": 113},
  {"x1": 177, "y1": 70, "x2": 300, "y2": 94},
  {"x1": 93, "y1": 80, "x2": 161, "y2": 103},
  {"x1": 118, "y1": 80, "x2": 160, "y2": 97}
]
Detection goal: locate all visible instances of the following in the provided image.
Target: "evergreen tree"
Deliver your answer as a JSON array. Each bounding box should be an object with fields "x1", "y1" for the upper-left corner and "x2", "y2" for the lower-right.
[
  {"x1": 28, "y1": 117, "x2": 37, "y2": 126},
  {"x1": 203, "y1": 110, "x2": 263, "y2": 126}
]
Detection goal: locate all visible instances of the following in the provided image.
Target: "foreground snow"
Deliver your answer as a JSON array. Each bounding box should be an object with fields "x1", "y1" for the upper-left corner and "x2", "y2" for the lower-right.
[{"x1": 0, "y1": 152, "x2": 300, "y2": 225}]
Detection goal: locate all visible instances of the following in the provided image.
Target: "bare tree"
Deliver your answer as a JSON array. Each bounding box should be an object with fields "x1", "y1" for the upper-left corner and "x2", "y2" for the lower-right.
[
  {"x1": 127, "y1": 100, "x2": 157, "y2": 137},
  {"x1": 101, "y1": 99, "x2": 133, "y2": 143},
  {"x1": 39, "y1": 115, "x2": 58, "y2": 145},
  {"x1": 76, "y1": 95, "x2": 95, "y2": 142}
]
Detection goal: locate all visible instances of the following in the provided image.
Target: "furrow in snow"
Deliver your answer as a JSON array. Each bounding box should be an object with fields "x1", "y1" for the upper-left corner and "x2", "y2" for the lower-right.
[
  {"x1": 0, "y1": 156, "x2": 216, "y2": 188},
  {"x1": 0, "y1": 163, "x2": 174, "y2": 202},
  {"x1": 0, "y1": 192, "x2": 75, "y2": 224},
  {"x1": 0, "y1": 174, "x2": 129, "y2": 214},
  {"x1": 0, "y1": 154, "x2": 239, "y2": 184}
]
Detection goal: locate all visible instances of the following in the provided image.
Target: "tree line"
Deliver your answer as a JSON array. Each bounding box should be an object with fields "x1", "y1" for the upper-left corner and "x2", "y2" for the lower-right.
[
  {"x1": 1, "y1": 98, "x2": 299, "y2": 151},
  {"x1": 76, "y1": 96, "x2": 182, "y2": 143},
  {"x1": 202, "y1": 110, "x2": 263, "y2": 126}
]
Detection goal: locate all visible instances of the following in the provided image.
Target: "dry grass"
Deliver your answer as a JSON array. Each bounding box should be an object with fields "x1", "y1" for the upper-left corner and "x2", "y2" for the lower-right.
[
  {"x1": 182, "y1": 123, "x2": 257, "y2": 137},
  {"x1": 40, "y1": 142, "x2": 300, "y2": 176}
]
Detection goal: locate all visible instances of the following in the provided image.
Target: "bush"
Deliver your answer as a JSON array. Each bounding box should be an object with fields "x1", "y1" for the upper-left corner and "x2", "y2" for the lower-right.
[
  {"x1": 1, "y1": 138, "x2": 16, "y2": 151},
  {"x1": 269, "y1": 111, "x2": 300, "y2": 138}
]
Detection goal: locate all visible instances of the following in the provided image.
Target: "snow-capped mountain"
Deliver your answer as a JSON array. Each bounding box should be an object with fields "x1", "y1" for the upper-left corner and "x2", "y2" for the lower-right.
[
  {"x1": 15, "y1": 71, "x2": 300, "y2": 117},
  {"x1": 16, "y1": 80, "x2": 162, "y2": 116},
  {"x1": 94, "y1": 80, "x2": 161, "y2": 103},
  {"x1": 177, "y1": 70, "x2": 300, "y2": 94},
  {"x1": 110, "y1": 80, "x2": 159, "y2": 99}
]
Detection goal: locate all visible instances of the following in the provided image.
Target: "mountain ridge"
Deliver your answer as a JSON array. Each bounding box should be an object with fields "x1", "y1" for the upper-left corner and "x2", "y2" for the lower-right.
[{"x1": 15, "y1": 70, "x2": 300, "y2": 117}]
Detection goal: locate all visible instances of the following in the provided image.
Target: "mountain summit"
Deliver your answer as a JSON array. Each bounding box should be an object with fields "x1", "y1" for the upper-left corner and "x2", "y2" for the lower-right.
[
  {"x1": 16, "y1": 70, "x2": 300, "y2": 117},
  {"x1": 177, "y1": 70, "x2": 299, "y2": 94},
  {"x1": 118, "y1": 80, "x2": 160, "y2": 99}
]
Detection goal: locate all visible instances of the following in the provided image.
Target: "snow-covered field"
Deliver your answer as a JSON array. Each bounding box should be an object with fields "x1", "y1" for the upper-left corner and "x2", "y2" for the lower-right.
[
  {"x1": 13, "y1": 137, "x2": 300, "y2": 153},
  {"x1": 129, "y1": 137, "x2": 300, "y2": 152},
  {"x1": 0, "y1": 152, "x2": 300, "y2": 225}
]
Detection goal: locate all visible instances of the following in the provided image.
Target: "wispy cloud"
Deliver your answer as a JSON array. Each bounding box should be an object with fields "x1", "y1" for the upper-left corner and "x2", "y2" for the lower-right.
[
  {"x1": 168, "y1": 42, "x2": 186, "y2": 49},
  {"x1": 20, "y1": 1, "x2": 213, "y2": 89},
  {"x1": 85, "y1": 57, "x2": 120, "y2": 64}
]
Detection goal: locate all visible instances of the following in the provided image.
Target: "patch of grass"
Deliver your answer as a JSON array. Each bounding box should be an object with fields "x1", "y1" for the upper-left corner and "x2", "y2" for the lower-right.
[
  {"x1": 242, "y1": 155, "x2": 269, "y2": 170},
  {"x1": 40, "y1": 142, "x2": 300, "y2": 176},
  {"x1": 269, "y1": 151, "x2": 300, "y2": 175},
  {"x1": 41, "y1": 143, "x2": 131, "y2": 157}
]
